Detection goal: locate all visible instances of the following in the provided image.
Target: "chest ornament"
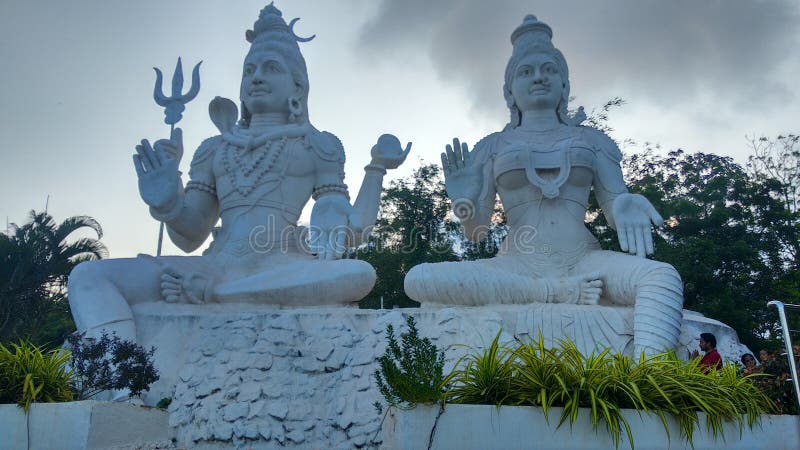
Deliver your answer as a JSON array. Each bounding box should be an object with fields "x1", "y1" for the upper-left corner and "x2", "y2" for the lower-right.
[
  {"x1": 222, "y1": 137, "x2": 288, "y2": 197},
  {"x1": 499, "y1": 137, "x2": 574, "y2": 199},
  {"x1": 525, "y1": 139, "x2": 572, "y2": 199}
]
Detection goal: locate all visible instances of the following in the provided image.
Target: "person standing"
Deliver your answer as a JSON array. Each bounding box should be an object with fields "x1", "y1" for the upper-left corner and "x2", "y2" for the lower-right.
[{"x1": 691, "y1": 332, "x2": 723, "y2": 372}]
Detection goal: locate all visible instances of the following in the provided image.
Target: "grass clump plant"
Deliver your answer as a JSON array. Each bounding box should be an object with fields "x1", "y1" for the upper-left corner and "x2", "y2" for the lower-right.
[
  {"x1": 374, "y1": 319, "x2": 776, "y2": 449},
  {"x1": 374, "y1": 316, "x2": 448, "y2": 409},
  {"x1": 0, "y1": 341, "x2": 74, "y2": 411},
  {"x1": 447, "y1": 332, "x2": 517, "y2": 406},
  {"x1": 445, "y1": 335, "x2": 775, "y2": 449}
]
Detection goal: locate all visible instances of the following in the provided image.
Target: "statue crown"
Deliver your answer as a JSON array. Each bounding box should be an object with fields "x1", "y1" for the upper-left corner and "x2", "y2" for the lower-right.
[
  {"x1": 510, "y1": 14, "x2": 554, "y2": 48},
  {"x1": 246, "y1": 2, "x2": 315, "y2": 44}
]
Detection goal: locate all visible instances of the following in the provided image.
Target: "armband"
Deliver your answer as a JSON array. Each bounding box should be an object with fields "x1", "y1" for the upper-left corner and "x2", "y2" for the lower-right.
[{"x1": 186, "y1": 180, "x2": 217, "y2": 195}]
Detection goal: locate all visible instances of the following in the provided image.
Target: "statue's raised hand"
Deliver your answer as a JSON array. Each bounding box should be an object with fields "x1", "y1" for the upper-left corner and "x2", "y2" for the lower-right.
[
  {"x1": 611, "y1": 193, "x2": 664, "y2": 257},
  {"x1": 133, "y1": 128, "x2": 182, "y2": 212},
  {"x1": 441, "y1": 138, "x2": 482, "y2": 219},
  {"x1": 370, "y1": 134, "x2": 412, "y2": 170}
]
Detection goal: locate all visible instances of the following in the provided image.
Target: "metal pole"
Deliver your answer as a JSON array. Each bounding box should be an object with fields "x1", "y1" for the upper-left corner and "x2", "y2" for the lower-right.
[
  {"x1": 767, "y1": 300, "x2": 800, "y2": 411},
  {"x1": 157, "y1": 222, "x2": 165, "y2": 256}
]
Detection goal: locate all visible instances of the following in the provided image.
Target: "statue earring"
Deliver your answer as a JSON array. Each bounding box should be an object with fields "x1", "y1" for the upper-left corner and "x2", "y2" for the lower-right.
[{"x1": 288, "y1": 97, "x2": 303, "y2": 123}]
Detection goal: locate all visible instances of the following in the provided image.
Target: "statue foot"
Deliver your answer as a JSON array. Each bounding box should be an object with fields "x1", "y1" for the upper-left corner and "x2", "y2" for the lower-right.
[
  {"x1": 554, "y1": 272, "x2": 603, "y2": 305},
  {"x1": 160, "y1": 265, "x2": 213, "y2": 304}
]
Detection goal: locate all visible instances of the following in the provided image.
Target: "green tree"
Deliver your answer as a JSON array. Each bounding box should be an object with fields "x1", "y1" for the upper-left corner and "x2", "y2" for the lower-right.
[
  {"x1": 746, "y1": 134, "x2": 800, "y2": 347},
  {"x1": 355, "y1": 164, "x2": 459, "y2": 308},
  {"x1": 0, "y1": 211, "x2": 107, "y2": 347},
  {"x1": 586, "y1": 149, "x2": 795, "y2": 350},
  {"x1": 461, "y1": 197, "x2": 507, "y2": 261},
  {"x1": 584, "y1": 99, "x2": 800, "y2": 350},
  {"x1": 747, "y1": 134, "x2": 800, "y2": 269}
]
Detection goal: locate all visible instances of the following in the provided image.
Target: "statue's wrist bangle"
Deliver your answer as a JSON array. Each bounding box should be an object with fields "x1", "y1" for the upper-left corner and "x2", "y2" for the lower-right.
[
  {"x1": 364, "y1": 163, "x2": 387, "y2": 175},
  {"x1": 312, "y1": 183, "x2": 350, "y2": 201}
]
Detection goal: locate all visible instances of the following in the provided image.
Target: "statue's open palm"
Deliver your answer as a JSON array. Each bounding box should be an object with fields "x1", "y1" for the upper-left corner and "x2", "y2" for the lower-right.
[
  {"x1": 611, "y1": 193, "x2": 663, "y2": 257},
  {"x1": 441, "y1": 138, "x2": 482, "y2": 217},
  {"x1": 133, "y1": 131, "x2": 181, "y2": 211}
]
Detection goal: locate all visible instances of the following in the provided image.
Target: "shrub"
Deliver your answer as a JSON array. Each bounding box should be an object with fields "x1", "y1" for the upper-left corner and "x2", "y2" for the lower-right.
[
  {"x1": 752, "y1": 354, "x2": 798, "y2": 414},
  {"x1": 0, "y1": 341, "x2": 74, "y2": 411},
  {"x1": 446, "y1": 332, "x2": 516, "y2": 405},
  {"x1": 66, "y1": 332, "x2": 159, "y2": 400},
  {"x1": 375, "y1": 320, "x2": 777, "y2": 449},
  {"x1": 374, "y1": 316, "x2": 447, "y2": 409},
  {"x1": 446, "y1": 335, "x2": 775, "y2": 450}
]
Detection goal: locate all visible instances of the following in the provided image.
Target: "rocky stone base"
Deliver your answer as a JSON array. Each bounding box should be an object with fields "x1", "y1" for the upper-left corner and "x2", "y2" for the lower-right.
[{"x1": 131, "y1": 303, "x2": 750, "y2": 449}]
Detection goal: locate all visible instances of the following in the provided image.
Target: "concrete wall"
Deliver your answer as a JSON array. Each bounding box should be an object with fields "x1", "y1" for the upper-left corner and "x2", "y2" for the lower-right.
[
  {"x1": 0, "y1": 401, "x2": 171, "y2": 450},
  {"x1": 383, "y1": 404, "x2": 800, "y2": 450}
]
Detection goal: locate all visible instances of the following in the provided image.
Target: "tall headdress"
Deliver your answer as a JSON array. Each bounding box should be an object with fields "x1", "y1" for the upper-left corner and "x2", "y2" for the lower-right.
[
  {"x1": 246, "y1": 2, "x2": 315, "y2": 51},
  {"x1": 240, "y1": 3, "x2": 315, "y2": 126},
  {"x1": 503, "y1": 15, "x2": 585, "y2": 128}
]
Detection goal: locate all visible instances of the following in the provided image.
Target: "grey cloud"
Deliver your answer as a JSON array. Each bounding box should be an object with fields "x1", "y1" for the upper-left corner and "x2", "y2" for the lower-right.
[{"x1": 358, "y1": 0, "x2": 800, "y2": 120}]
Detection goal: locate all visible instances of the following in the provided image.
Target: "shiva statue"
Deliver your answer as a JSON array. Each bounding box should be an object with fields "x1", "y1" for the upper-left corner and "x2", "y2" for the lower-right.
[
  {"x1": 68, "y1": 4, "x2": 410, "y2": 343},
  {"x1": 404, "y1": 15, "x2": 683, "y2": 356}
]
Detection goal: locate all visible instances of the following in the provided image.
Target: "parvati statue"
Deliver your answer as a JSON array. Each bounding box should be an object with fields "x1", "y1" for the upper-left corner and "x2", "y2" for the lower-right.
[
  {"x1": 68, "y1": 4, "x2": 410, "y2": 343},
  {"x1": 404, "y1": 15, "x2": 683, "y2": 356}
]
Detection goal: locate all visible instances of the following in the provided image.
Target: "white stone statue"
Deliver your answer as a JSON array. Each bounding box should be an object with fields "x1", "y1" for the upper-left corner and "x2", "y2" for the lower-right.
[
  {"x1": 404, "y1": 15, "x2": 683, "y2": 356},
  {"x1": 68, "y1": 4, "x2": 410, "y2": 343}
]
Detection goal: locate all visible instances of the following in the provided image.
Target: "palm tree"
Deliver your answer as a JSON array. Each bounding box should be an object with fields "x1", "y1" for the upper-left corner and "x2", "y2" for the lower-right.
[{"x1": 0, "y1": 211, "x2": 107, "y2": 347}]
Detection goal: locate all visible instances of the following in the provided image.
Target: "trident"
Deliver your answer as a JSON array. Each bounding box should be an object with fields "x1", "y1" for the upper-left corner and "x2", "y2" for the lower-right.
[{"x1": 152, "y1": 57, "x2": 201, "y2": 256}]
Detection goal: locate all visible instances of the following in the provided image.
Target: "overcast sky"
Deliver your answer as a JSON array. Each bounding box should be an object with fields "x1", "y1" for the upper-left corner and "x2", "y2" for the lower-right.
[{"x1": 2, "y1": 0, "x2": 799, "y2": 258}]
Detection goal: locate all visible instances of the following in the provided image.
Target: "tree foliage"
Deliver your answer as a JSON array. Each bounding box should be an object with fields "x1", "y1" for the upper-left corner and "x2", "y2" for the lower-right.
[
  {"x1": 746, "y1": 134, "x2": 800, "y2": 271},
  {"x1": 584, "y1": 145, "x2": 800, "y2": 351},
  {"x1": 66, "y1": 331, "x2": 159, "y2": 400},
  {"x1": 354, "y1": 164, "x2": 460, "y2": 308},
  {"x1": 354, "y1": 163, "x2": 509, "y2": 309},
  {"x1": 0, "y1": 211, "x2": 107, "y2": 347}
]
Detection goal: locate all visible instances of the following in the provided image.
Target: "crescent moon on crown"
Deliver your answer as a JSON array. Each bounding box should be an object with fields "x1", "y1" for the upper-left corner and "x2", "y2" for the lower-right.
[{"x1": 289, "y1": 18, "x2": 315, "y2": 42}]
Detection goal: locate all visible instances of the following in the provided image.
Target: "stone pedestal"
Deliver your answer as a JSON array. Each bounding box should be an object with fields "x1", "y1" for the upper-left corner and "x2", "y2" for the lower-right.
[{"x1": 131, "y1": 303, "x2": 750, "y2": 449}]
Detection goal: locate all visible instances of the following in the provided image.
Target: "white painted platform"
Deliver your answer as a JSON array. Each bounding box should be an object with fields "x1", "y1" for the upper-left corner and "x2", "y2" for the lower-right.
[
  {"x1": 383, "y1": 404, "x2": 800, "y2": 450},
  {"x1": 0, "y1": 401, "x2": 171, "y2": 450}
]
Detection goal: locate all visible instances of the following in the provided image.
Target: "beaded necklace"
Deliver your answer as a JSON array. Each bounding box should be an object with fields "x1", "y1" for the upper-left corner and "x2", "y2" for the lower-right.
[{"x1": 223, "y1": 136, "x2": 288, "y2": 196}]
